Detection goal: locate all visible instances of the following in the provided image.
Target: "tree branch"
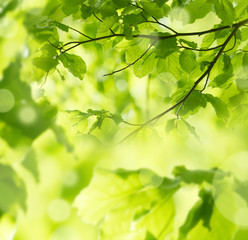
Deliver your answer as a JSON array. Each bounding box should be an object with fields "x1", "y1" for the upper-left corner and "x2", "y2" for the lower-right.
[{"x1": 117, "y1": 18, "x2": 248, "y2": 144}]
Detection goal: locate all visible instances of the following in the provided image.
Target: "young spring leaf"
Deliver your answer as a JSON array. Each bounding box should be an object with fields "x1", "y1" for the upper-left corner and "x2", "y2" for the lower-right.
[
  {"x1": 179, "y1": 50, "x2": 197, "y2": 73},
  {"x1": 59, "y1": 53, "x2": 87, "y2": 80},
  {"x1": 214, "y1": 0, "x2": 235, "y2": 25},
  {"x1": 185, "y1": 0, "x2": 212, "y2": 23},
  {"x1": 204, "y1": 94, "x2": 229, "y2": 121},
  {"x1": 155, "y1": 34, "x2": 178, "y2": 58},
  {"x1": 33, "y1": 44, "x2": 59, "y2": 72}
]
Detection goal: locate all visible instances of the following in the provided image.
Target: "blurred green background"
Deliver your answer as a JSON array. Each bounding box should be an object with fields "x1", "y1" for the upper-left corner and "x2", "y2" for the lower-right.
[{"x1": 1, "y1": 0, "x2": 248, "y2": 239}]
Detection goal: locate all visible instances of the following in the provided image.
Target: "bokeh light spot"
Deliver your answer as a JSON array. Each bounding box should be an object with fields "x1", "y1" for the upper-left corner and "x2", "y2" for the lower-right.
[
  {"x1": 63, "y1": 170, "x2": 78, "y2": 187},
  {"x1": 18, "y1": 106, "x2": 37, "y2": 124},
  {"x1": 48, "y1": 199, "x2": 71, "y2": 222},
  {"x1": 0, "y1": 89, "x2": 15, "y2": 113}
]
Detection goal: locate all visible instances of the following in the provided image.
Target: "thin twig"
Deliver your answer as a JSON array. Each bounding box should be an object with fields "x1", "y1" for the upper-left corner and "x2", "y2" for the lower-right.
[
  {"x1": 176, "y1": 102, "x2": 184, "y2": 119},
  {"x1": 118, "y1": 19, "x2": 248, "y2": 144},
  {"x1": 104, "y1": 40, "x2": 156, "y2": 76},
  {"x1": 40, "y1": 71, "x2": 49, "y2": 88},
  {"x1": 200, "y1": 72, "x2": 210, "y2": 93},
  {"x1": 67, "y1": 26, "x2": 93, "y2": 39},
  {"x1": 60, "y1": 23, "x2": 238, "y2": 53},
  {"x1": 178, "y1": 41, "x2": 223, "y2": 52},
  {"x1": 93, "y1": 12, "x2": 115, "y2": 35}
]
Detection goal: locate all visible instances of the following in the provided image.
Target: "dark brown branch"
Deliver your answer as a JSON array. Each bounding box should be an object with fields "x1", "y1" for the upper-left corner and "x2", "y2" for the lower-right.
[
  {"x1": 61, "y1": 23, "x2": 239, "y2": 53},
  {"x1": 118, "y1": 18, "x2": 248, "y2": 144},
  {"x1": 104, "y1": 40, "x2": 156, "y2": 76},
  {"x1": 223, "y1": 34, "x2": 237, "y2": 53},
  {"x1": 200, "y1": 72, "x2": 210, "y2": 93}
]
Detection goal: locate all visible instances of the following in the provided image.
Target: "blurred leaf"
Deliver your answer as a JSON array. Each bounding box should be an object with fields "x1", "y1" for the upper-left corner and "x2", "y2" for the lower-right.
[
  {"x1": 242, "y1": 52, "x2": 248, "y2": 73},
  {"x1": 21, "y1": 149, "x2": 40, "y2": 182},
  {"x1": 179, "y1": 189, "x2": 214, "y2": 239},
  {"x1": 109, "y1": 113, "x2": 123, "y2": 125},
  {"x1": 0, "y1": 164, "x2": 27, "y2": 213},
  {"x1": 173, "y1": 166, "x2": 227, "y2": 184},
  {"x1": 204, "y1": 94, "x2": 229, "y2": 121},
  {"x1": 74, "y1": 168, "x2": 179, "y2": 228},
  {"x1": 33, "y1": 43, "x2": 59, "y2": 72},
  {"x1": 0, "y1": 0, "x2": 20, "y2": 18},
  {"x1": 0, "y1": 57, "x2": 57, "y2": 147},
  {"x1": 181, "y1": 119, "x2": 200, "y2": 141}
]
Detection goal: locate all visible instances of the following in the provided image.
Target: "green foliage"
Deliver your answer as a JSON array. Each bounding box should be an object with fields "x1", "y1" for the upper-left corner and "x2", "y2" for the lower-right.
[
  {"x1": 0, "y1": 164, "x2": 27, "y2": 213},
  {"x1": 2, "y1": 0, "x2": 248, "y2": 239},
  {"x1": 59, "y1": 53, "x2": 87, "y2": 80}
]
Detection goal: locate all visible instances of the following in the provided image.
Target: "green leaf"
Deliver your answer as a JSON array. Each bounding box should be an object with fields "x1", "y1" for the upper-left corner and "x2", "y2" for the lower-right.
[
  {"x1": 144, "y1": 231, "x2": 157, "y2": 240},
  {"x1": 0, "y1": 164, "x2": 27, "y2": 213},
  {"x1": 140, "y1": 0, "x2": 164, "y2": 19},
  {"x1": 179, "y1": 39, "x2": 198, "y2": 49},
  {"x1": 87, "y1": 109, "x2": 108, "y2": 115},
  {"x1": 173, "y1": 166, "x2": 227, "y2": 184},
  {"x1": 113, "y1": 0, "x2": 130, "y2": 8},
  {"x1": 21, "y1": 149, "x2": 40, "y2": 182},
  {"x1": 52, "y1": 20, "x2": 69, "y2": 32},
  {"x1": 88, "y1": 116, "x2": 104, "y2": 133},
  {"x1": 185, "y1": 0, "x2": 212, "y2": 23},
  {"x1": 242, "y1": 52, "x2": 248, "y2": 73},
  {"x1": 80, "y1": 4, "x2": 93, "y2": 19},
  {"x1": 0, "y1": 0, "x2": 19, "y2": 18},
  {"x1": 166, "y1": 118, "x2": 177, "y2": 133},
  {"x1": 74, "y1": 168, "x2": 179, "y2": 229},
  {"x1": 123, "y1": 14, "x2": 144, "y2": 26},
  {"x1": 235, "y1": 0, "x2": 248, "y2": 20},
  {"x1": 179, "y1": 50, "x2": 197, "y2": 73},
  {"x1": 73, "y1": 168, "x2": 144, "y2": 225},
  {"x1": 33, "y1": 44, "x2": 59, "y2": 72},
  {"x1": 181, "y1": 119, "x2": 200, "y2": 141},
  {"x1": 133, "y1": 52, "x2": 158, "y2": 78},
  {"x1": 204, "y1": 94, "x2": 229, "y2": 121},
  {"x1": 0, "y1": 58, "x2": 57, "y2": 147},
  {"x1": 59, "y1": 53, "x2": 87, "y2": 80},
  {"x1": 236, "y1": 78, "x2": 248, "y2": 90},
  {"x1": 179, "y1": 91, "x2": 207, "y2": 116},
  {"x1": 214, "y1": 0, "x2": 235, "y2": 24},
  {"x1": 155, "y1": 34, "x2": 178, "y2": 58},
  {"x1": 179, "y1": 189, "x2": 214, "y2": 239},
  {"x1": 109, "y1": 113, "x2": 123, "y2": 125},
  {"x1": 125, "y1": 40, "x2": 149, "y2": 63}
]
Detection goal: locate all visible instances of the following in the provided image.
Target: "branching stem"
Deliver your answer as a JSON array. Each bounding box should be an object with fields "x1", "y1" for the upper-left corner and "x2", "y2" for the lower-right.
[{"x1": 118, "y1": 18, "x2": 248, "y2": 144}]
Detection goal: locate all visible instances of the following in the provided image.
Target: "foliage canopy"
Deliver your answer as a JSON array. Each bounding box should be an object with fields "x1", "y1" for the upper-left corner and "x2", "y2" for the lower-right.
[{"x1": 1, "y1": 0, "x2": 248, "y2": 239}]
